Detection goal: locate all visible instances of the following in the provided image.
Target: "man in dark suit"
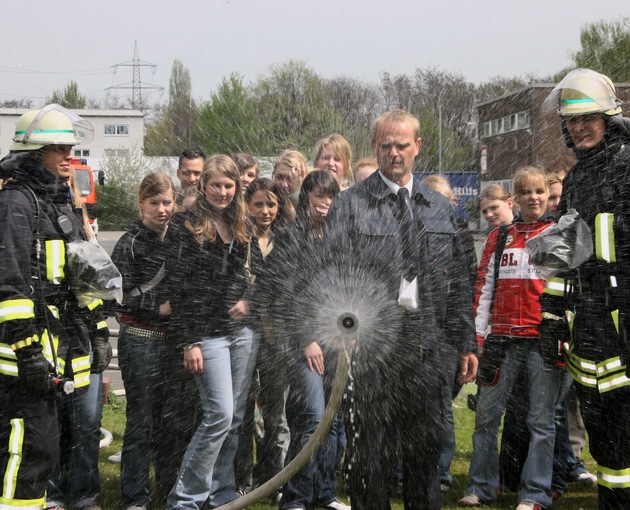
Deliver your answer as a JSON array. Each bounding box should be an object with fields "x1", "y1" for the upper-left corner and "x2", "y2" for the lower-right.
[{"x1": 324, "y1": 109, "x2": 478, "y2": 510}]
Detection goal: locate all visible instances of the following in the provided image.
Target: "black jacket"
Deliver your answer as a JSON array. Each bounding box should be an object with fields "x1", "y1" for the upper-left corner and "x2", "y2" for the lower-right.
[
  {"x1": 111, "y1": 220, "x2": 170, "y2": 329},
  {"x1": 545, "y1": 115, "x2": 630, "y2": 357},
  {"x1": 163, "y1": 211, "x2": 255, "y2": 346},
  {"x1": 323, "y1": 171, "x2": 476, "y2": 353},
  {"x1": 254, "y1": 221, "x2": 328, "y2": 352}
]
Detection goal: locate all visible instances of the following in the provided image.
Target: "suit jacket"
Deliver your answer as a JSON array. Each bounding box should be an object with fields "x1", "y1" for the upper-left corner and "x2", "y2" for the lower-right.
[{"x1": 324, "y1": 170, "x2": 475, "y2": 353}]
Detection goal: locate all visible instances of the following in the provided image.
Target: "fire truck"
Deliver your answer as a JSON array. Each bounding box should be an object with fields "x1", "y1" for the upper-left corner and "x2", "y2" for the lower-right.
[{"x1": 70, "y1": 158, "x2": 98, "y2": 235}]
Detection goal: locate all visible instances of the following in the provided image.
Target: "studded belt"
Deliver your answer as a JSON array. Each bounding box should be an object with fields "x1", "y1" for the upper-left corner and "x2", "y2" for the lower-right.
[{"x1": 122, "y1": 324, "x2": 167, "y2": 342}]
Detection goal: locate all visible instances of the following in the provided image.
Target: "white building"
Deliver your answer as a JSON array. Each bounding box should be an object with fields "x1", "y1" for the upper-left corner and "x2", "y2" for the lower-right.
[{"x1": 0, "y1": 108, "x2": 145, "y2": 171}]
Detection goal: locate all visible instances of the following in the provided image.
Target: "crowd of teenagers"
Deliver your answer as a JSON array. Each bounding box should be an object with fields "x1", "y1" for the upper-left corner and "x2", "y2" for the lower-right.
[{"x1": 1, "y1": 68, "x2": 630, "y2": 510}]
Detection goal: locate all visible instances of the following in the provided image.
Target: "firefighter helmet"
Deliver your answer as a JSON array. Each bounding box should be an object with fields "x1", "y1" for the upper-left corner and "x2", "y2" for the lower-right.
[
  {"x1": 543, "y1": 68, "x2": 623, "y2": 117},
  {"x1": 10, "y1": 104, "x2": 94, "y2": 151}
]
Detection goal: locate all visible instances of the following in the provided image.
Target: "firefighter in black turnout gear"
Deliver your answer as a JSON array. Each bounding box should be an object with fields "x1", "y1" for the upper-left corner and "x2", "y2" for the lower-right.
[
  {"x1": 0, "y1": 105, "x2": 111, "y2": 510},
  {"x1": 541, "y1": 69, "x2": 630, "y2": 509}
]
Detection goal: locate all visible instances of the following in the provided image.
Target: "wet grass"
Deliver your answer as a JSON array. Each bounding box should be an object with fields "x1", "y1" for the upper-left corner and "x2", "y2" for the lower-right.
[{"x1": 98, "y1": 385, "x2": 598, "y2": 510}]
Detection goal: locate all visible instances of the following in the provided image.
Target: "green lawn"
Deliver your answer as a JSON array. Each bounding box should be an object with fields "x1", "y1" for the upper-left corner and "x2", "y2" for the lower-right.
[{"x1": 98, "y1": 385, "x2": 598, "y2": 509}]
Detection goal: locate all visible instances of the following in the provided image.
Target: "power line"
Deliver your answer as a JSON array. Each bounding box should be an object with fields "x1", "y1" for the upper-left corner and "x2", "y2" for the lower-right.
[{"x1": 0, "y1": 65, "x2": 131, "y2": 76}]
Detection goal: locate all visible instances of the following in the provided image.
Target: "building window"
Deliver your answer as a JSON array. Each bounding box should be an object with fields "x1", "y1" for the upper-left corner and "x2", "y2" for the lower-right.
[
  {"x1": 481, "y1": 110, "x2": 531, "y2": 138},
  {"x1": 104, "y1": 124, "x2": 129, "y2": 136},
  {"x1": 104, "y1": 148, "x2": 129, "y2": 157},
  {"x1": 517, "y1": 111, "x2": 530, "y2": 129},
  {"x1": 74, "y1": 149, "x2": 91, "y2": 158},
  {"x1": 503, "y1": 115, "x2": 514, "y2": 132}
]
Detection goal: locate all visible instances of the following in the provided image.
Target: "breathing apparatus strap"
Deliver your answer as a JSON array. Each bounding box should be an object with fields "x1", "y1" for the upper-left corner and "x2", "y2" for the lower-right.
[{"x1": 18, "y1": 184, "x2": 63, "y2": 378}]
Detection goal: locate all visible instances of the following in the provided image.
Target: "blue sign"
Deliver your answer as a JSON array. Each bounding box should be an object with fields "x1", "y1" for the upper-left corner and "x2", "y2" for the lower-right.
[{"x1": 415, "y1": 172, "x2": 479, "y2": 220}]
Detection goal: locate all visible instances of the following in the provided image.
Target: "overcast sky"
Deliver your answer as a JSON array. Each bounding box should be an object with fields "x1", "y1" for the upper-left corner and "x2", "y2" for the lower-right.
[{"x1": 1, "y1": 0, "x2": 626, "y2": 107}]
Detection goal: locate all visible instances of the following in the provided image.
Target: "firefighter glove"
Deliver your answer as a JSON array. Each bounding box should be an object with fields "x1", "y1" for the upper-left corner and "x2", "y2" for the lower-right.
[
  {"x1": 91, "y1": 329, "x2": 112, "y2": 374},
  {"x1": 538, "y1": 314, "x2": 567, "y2": 367},
  {"x1": 16, "y1": 344, "x2": 54, "y2": 397}
]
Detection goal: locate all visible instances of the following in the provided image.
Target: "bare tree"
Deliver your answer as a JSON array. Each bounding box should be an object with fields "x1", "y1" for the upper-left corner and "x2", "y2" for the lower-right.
[{"x1": 0, "y1": 98, "x2": 34, "y2": 109}]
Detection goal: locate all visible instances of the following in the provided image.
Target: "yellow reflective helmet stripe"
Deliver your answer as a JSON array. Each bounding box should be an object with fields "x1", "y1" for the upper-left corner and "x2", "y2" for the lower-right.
[
  {"x1": 45, "y1": 239, "x2": 65, "y2": 283},
  {"x1": 595, "y1": 213, "x2": 616, "y2": 263},
  {"x1": 0, "y1": 300, "x2": 35, "y2": 324},
  {"x1": 598, "y1": 465, "x2": 630, "y2": 489}
]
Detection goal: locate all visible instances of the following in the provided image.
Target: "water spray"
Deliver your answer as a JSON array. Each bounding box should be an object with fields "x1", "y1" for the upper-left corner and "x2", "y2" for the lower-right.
[{"x1": 216, "y1": 311, "x2": 358, "y2": 510}]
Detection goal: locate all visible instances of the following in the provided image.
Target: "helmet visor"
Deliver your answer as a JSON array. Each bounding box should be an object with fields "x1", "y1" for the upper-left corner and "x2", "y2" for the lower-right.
[
  {"x1": 20, "y1": 104, "x2": 94, "y2": 146},
  {"x1": 543, "y1": 68, "x2": 622, "y2": 115}
]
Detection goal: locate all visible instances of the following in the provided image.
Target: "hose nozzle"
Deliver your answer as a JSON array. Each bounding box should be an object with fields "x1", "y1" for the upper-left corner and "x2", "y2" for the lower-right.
[{"x1": 336, "y1": 312, "x2": 359, "y2": 342}]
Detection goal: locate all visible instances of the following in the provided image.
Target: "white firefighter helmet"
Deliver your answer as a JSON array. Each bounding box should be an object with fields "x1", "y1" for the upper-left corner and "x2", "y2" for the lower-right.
[
  {"x1": 543, "y1": 68, "x2": 623, "y2": 117},
  {"x1": 10, "y1": 104, "x2": 94, "y2": 151}
]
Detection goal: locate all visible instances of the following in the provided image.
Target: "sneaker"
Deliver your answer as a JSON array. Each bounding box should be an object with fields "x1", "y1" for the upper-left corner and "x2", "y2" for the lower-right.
[
  {"x1": 107, "y1": 451, "x2": 121, "y2": 463},
  {"x1": 574, "y1": 471, "x2": 597, "y2": 485},
  {"x1": 440, "y1": 482, "x2": 451, "y2": 493},
  {"x1": 125, "y1": 506, "x2": 147, "y2": 510},
  {"x1": 457, "y1": 494, "x2": 483, "y2": 507},
  {"x1": 320, "y1": 498, "x2": 351, "y2": 510},
  {"x1": 515, "y1": 502, "x2": 544, "y2": 510}
]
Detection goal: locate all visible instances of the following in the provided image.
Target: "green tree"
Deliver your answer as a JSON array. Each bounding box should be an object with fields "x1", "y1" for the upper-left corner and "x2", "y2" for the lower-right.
[
  {"x1": 47, "y1": 80, "x2": 87, "y2": 109},
  {"x1": 98, "y1": 148, "x2": 149, "y2": 189},
  {"x1": 570, "y1": 17, "x2": 630, "y2": 81},
  {"x1": 324, "y1": 77, "x2": 380, "y2": 159},
  {"x1": 97, "y1": 184, "x2": 138, "y2": 231},
  {"x1": 145, "y1": 60, "x2": 198, "y2": 156},
  {"x1": 252, "y1": 60, "x2": 345, "y2": 153},
  {"x1": 192, "y1": 73, "x2": 268, "y2": 155}
]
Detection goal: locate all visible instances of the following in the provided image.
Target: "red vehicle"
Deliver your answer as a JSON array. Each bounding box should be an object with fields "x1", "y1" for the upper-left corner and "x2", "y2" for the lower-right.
[{"x1": 70, "y1": 158, "x2": 98, "y2": 235}]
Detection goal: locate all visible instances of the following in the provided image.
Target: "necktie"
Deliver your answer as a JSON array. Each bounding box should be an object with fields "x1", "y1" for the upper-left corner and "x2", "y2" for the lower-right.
[{"x1": 397, "y1": 187, "x2": 417, "y2": 280}]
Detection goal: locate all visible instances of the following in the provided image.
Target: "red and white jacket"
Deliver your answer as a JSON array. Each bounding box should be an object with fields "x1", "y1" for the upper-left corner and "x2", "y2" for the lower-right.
[{"x1": 474, "y1": 220, "x2": 552, "y2": 346}]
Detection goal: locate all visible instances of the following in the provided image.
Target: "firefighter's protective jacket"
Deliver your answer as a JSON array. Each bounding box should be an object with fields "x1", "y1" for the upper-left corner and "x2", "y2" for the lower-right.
[
  {"x1": 0, "y1": 158, "x2": 106, "y2": 390},
  {"x1": 542, "y1": 116, "x2": 630, "y2": 394}
]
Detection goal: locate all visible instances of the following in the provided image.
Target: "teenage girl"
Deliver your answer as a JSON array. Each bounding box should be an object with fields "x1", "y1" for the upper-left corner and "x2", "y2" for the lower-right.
[{"x1": 164, "y1": 155, "x2": 259, "y2": 509}]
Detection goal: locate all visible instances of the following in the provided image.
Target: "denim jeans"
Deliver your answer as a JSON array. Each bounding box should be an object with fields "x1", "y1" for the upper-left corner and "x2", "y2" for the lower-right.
[
  {"x1": 167, "y1": 325, "x2": 258, "y2": 510},
  {"x1": 552, "y1": 371, "x2": 577, "y2": 495},
  {"x1": 118, "y1": 330, "x2": 172, "y2": 509},
  {"x1": 281, "y1": 345, "x2": 339, "y2": 510},
  {"x1": 47, "y1": 373, "x2": 103, "y2": 509},
  {"x1": 235, "y1": 337, "x2": 289, "y2": 492},
  {"x1": 465, "y1": 339, "x2": 563, "y2": 508}
]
